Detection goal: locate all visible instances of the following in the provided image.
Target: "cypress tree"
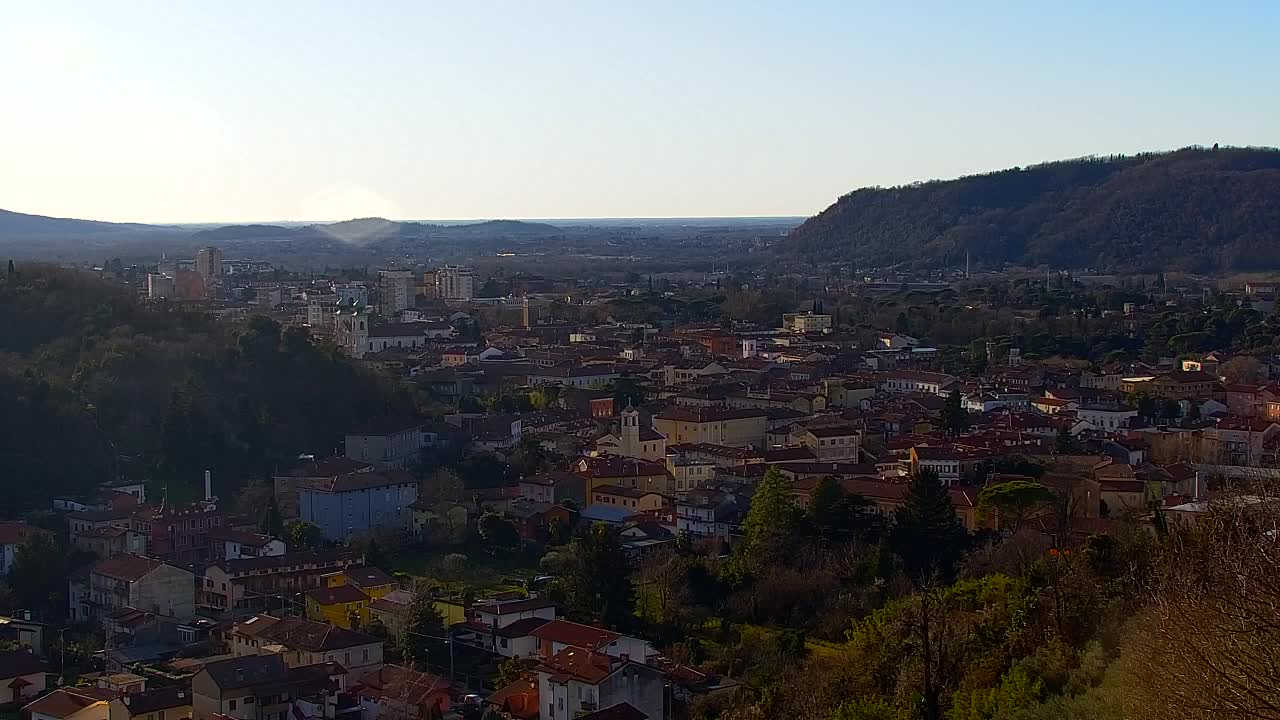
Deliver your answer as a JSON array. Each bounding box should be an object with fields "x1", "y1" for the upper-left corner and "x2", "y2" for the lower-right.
[{"x1": 892, "y1": 468, "x2": 967, "y2": 584}]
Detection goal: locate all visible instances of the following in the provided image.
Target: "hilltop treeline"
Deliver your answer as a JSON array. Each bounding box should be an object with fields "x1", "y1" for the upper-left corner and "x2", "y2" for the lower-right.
[
  {"x1": 786, "y1": 146, "x2": 1280, "y2": 272},
  {"x1": 0, "y1": 265, "x2": 414, "y2": 512}
]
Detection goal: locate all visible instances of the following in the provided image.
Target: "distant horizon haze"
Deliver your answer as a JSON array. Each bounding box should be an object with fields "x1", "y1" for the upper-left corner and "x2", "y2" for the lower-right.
[{"x1": 4, "y1": 2, "x2": 1277, "y2": 223}]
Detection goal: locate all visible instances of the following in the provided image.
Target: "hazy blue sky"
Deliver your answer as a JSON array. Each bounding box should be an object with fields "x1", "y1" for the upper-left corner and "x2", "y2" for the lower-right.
[{"x1": 3, "y1": 1, "x2": 1276, "y2": 223}]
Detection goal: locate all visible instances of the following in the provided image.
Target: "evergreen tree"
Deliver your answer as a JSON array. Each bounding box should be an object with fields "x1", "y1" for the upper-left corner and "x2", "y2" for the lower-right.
[
  {"x1": 808, "y1": 476, "x2": 881, "y2": 544},
  {"x1": 739, "y1": 466, "x2": 801, "y2": 566},
  {"x1": 892, "y1": 468, "x2": 967, "y2": 584},
  {"x1": 260, "y1": 494, "x2": 285, "y2": 537},
  {"x1": 942, "y1": 390, "x2": 969, "y2": 438},
  {"x1": 558, "y1": 523, "x2": 636, "y2": 629},
  {"x1": 398, "y1": 589, "x2": 447, "y2": 670},
  {"x1": 1055, "y1": 426, "x2": 1074, "y2": 454},
  {"x1": 9, "y1": 532, "x2": 67, "y2": 620}
]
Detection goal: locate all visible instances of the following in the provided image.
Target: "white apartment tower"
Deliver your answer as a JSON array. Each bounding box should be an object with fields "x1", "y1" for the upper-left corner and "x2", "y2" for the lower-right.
[
  {"x1": 195, "y1": 246, "x2": 223, "y2": 279},
  {"x1": 437, "y1": 265, "x2": 475, "y2": 300},
  {"x1": 378, "y1": 270, "x2": 414, "y2": 316}
]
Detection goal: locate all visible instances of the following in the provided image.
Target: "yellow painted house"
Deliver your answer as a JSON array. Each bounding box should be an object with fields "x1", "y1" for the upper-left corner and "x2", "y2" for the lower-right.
[{"x1": 304, "y1": 566, "x2": 397, "y2": 629}]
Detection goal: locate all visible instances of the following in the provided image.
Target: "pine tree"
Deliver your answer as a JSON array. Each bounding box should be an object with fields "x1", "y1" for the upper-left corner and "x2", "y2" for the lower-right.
[
  {"x1": 1055, "y1": 426, "x2": 1074, "y2": 454},
  {"x1": 398, "y1": 589, "x2": 447, "y2": 670},
  {"x1": 739, "y1": 466, "x2": 801, "y2": 565},
  {"x1": 559, "y1": 524, "x2": 636, "y2": 630},
  {"x1": 892, "y1": 468, "x2": 967, "y2": 584},
  {"x1": 260, "y1": 494, "x2": 285, "y2": 537},
  {"x1": 942, "y1": 391, "x2": 969, "y2": 438}
]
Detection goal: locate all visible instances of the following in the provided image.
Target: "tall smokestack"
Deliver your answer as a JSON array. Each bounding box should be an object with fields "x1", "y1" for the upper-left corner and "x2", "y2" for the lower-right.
[{"x1": 204, "y1": 470, "x2": 212, "y2": 501}]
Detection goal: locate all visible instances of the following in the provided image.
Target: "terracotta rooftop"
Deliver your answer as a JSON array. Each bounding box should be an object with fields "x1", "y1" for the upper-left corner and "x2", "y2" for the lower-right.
[
  {"x1": 305, "y1": 585, "x2": 368, "y2": 605},
  {"x1": 303, "y1": 470, "x2": 417, "y2": 493},
  {"x1": 93, "y1": 554, "x2": 166, "y2": 582},
  {"x1": 22, "y1": 688, "x2": 118, "y2": 719},
  {"x1": 530, "y1": 619, "x2": 620, "y2": 651}
]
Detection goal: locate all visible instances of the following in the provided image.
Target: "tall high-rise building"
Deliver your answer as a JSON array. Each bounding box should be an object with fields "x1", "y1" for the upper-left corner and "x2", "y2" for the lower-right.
[
  {"x1": 195, "y1": 246, "x2": 223, "y2": 279},
  {"x1": 420, "y1": 270, "x2": 439, "y2": 299},
  {"x1": 378, "y1": 270, "x2": 414, "y2": 316},
  {"x1": 437, "y1": 265, "x2": 475, "y2": 300}
]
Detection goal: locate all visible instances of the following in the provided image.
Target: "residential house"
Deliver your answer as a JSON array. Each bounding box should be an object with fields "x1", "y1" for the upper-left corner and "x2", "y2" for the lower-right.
[
  {"x1": 106, "y1": 685, "x2": 193, "y2": 720},
  {"x1": 0, "y1": 522, "x2": 48, "y2": 575},
  {"x1": 366, "y1": 589, "x2": 414, "y2": 639},
  {"x1": 588, "y1": 486, "x2": 666, "y2": 513},
  {"x1": 455, "y1": 597, "x2": 557, "y2": 658},
  {"x1": 660, "y1": 362, "x2": 728, "y2": 386},
  {"x1": 130, "y1": 506, "x2": 226, "y2": 565},
  {"x1": 299, "y1": 470, "x2": 418, "y2": 542},
  {"x1": 535, "y1": 648, "x2": 663, "y2": 720},
  {"x1": 67, "y1": 510, "x2": 134, "y2": 537},
  {"x1": 665, "y1": 456, "x2": 717, "y2": 493},
  {"x1": 274, "y1": 457, "x2": 374, "y2": 519},
  {"x1": 1223, "y1": 384, "x2": 1279, "y2": 417},
  {"x1": 651, "y1": 407, "x2": 767, "y2": 449},
  {"x1": 877, "y1": 371, "x2": 957, "y2": 396},
  {"x1": 227, "y1": 615, "x2": 383, "y2": 681},
  {"x1": 74, "y1": 525, "x2": 148, "y2": 560},
  {"x1": 1076, "y1": 404, "x2": 1138, "y2": 432},
  {"x1": 190, "y1": 655, "x2": 346, "y2": 720},
  {"x1": 365, "y1": 323, "x2": 454, "y2": 353},
  {"x1": 675, "y1": 488, "x2": 745, "y2": 540},
  {"x1": 517, "y1": 473, "x2": 587, "y2": 506},
  {"x1": 199, "y1": 550, "x2": 364, "y2": 613},
  {"x1": 24, "y1": 688, "x2": 118, "y2": 720},
  {"x1": 72, "y1": 555, "x2": 194, "y2": 624},
  {"x1": 208, "y1": 529, "x2": 285, "y2": 561},
  {"x1": 1120, "y1": 371, "x2": 1221, "y2": 401},
  {"x1": 823, "y1": 379, "x2": 878, "y2": 409},
  {"x1": 575, "y1": 457, "x2": 673, "y2": 498},
  {"x1": 907, "y1": 446, "x2": 990, "y2": 486},
  {"x1": 530, "y1": 620, "x2": 656, "y2": 662},
  {"x1": 783, "y1": 313, "x2": 833, "y2": 334},
  {"x1": 618, "y1": 523, "x2": 675, "y2": 560},
  {"x1": 877, "y1": 333, "x2": 920, "y2": 349},
  {"x1": 527, "y1": 365, "x2": 620, "y2": 389},
  {"x1": 345, "y1": 419, "x2": 429, "y2": 470},
  {"x1": 304, "y1": 567, "x2": 396, "y2": 630},
  {"x1": 793, "y1": 425, "x2": 861, "y2": 461},
  {"x1": 0, "y1": 649, "x2": 45, "y2": 705},
  {"x1": 354, "y1": 665, "x2": 451, "y2": 720},
  {"x1": 1201, "y1": 417, "x2": 1280, "y2": 466},
  {"x1": 486, "y1": 676, "x2": 540, "y2": 720}
]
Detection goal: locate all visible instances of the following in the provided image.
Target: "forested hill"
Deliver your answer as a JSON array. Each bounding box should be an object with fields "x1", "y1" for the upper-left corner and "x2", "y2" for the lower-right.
[
  {"x1": 0, "y1": 265, "x2": 417, "y2": 514},
  {"x1": 786, "y1": 146, "x2": 1280, "y2": 272}
]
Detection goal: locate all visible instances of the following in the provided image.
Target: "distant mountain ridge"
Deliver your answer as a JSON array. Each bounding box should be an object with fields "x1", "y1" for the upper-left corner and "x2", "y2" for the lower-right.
[
  {"x1": 785, "y1": 146, "x2": 1280, "y2": 272},
  {"x1": 0, "y1": 208, "x2": 169, "y2": 237}
]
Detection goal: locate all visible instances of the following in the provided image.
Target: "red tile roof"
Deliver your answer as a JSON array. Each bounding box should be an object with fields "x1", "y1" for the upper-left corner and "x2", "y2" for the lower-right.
[
  {"x1": 93, "y1": 554, "x2": 165, "y2": 582},
  {"x1": 530, "y1": 619, "x2": 620, "y2": 651},
  {"x1": 537, "y1": 647, "x2": 616, "y2": 685},
  {"x1": 306, "y1": 585, "x2": 368, "y2": 605}
]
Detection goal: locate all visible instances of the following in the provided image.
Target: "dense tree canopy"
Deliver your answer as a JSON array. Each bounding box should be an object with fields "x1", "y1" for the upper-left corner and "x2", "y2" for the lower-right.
[{"x1": 788, "y1": 147, "x2": 1280, "y2": 272}]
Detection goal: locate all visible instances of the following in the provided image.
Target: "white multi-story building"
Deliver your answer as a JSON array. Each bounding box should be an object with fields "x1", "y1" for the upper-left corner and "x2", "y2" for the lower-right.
[
  {"x1": 195, "y1": 246, "x2": 223, "y2": 279},
  {"x1": 378, "y1": 271, "x2": 413, "y2": 316},
  {"x1": 436, "y1": 265, "x2": 475, "y2": 300},
  {"x1": 147, "y1": 273, "x2": 175, "y2": 300}
]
